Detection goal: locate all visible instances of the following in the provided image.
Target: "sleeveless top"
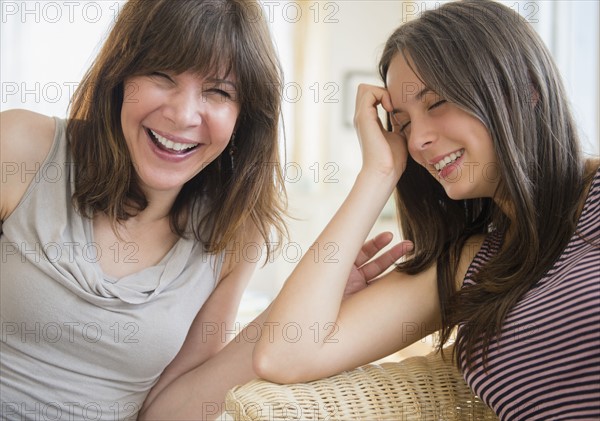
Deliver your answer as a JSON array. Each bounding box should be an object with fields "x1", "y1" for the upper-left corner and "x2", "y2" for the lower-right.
[
  {"x1": 0, "y1": 118, "x2": 224, "y2": 420},
  {"x1": 460, "y1": 168, "x2": 600, "y2": 420}
]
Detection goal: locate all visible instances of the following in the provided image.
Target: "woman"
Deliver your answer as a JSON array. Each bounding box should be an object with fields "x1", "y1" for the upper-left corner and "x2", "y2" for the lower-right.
[
  {"x1": 0, "y1": 1, "x2": 287, "y2": 419},
  {"x1": 0, "y1": 1, "x2": 402, "y2": 418},
  {"x1": 254, "y1": 1, "x2": 599, "y2": 419}
]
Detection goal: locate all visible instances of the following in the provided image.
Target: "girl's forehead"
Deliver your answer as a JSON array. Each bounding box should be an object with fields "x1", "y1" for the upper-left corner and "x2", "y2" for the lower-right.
[
  {"x1": 387, "y1": 54, "x2": 420, "y2": 82},
  {"x1": 387, "y1": 55, "x2": 426, "y2": 96}
]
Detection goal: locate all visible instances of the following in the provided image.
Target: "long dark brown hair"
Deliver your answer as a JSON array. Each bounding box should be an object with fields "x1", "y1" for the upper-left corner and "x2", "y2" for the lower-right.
[
  {"x1": 379, "y1": 0, "x2": 592, "y2": 367},
  {"x1": 68, "y1": 0, "x2": 287, "y2": 259}
]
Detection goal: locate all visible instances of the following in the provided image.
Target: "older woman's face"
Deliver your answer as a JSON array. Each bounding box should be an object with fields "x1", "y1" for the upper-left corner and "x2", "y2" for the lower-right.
[{"x1": 120, "y1": 70, "x2": 240, "y2": 197}]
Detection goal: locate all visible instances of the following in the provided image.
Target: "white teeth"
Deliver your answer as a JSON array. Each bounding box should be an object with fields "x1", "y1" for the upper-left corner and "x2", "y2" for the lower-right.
[
  {"x1": 434, "y1": 149, "x2": 464, "y2": 171},
  {"x1": 150, "y1": 129, "x2": 198, "y2": 152}
]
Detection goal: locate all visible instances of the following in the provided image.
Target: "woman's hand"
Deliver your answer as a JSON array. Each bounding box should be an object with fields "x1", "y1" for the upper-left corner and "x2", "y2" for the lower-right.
[
  {"x1": 353, "y1": 84, "x2": 407, "y2": 181},
  {"x1": 343, "y1": 232, "x2": 413, "y2": 297}
]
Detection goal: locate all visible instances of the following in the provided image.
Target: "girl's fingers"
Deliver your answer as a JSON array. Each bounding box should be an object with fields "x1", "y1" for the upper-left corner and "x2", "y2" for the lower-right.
[
  {"x1": 354, "y1": 84, "x2": 388, "y2": 122},
  {"x1": 354, "y1": 232, "x2": 394, "y2": 268},
  {"x1": 362, "y1": 240, "x2": 414, "y2": 283}
]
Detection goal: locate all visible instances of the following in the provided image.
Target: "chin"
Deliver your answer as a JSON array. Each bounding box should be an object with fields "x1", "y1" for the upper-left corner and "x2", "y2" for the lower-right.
[
  {"x1": 445, "y1": 192, "x2": 464, "y2": 201},
  {"x1": 443, "y1": 186, "x2": 470, "y2": 201},
  {"x1": 139, "y1": 175, "x2": 188, "y2": 194}
]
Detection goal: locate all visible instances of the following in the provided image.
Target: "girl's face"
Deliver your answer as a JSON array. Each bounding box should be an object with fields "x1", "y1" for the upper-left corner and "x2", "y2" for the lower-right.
[
  {"x1": 121, "y1": 70, "x2": 240, "y2": 197},
  {"x1": 386, "y1": 54, "x2": 500, "y2": 200}
]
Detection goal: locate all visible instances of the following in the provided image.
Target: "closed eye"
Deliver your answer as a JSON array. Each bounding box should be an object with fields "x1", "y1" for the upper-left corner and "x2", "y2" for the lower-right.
[
  {"x1": 399, "y1": 121, "x2": 411, "y2": 133},
  {"x1": 205, "y1": 88, "x2": 231, "y2": 99},
  {"x1": 150, "y1": 72, "x2": 175, "y2": 83},
  {"x1": 392, "y1": 99, "x2": 446, "y2": 136},
  {"x1": 391, "y1": 112, "x2": 410, "y2": 135},
  {"x1": 428, "y1": 99, "x2": 446, "y2": 110},
  {"x1": 203, "y1": 81, "x2": 238, "y2": 102}
]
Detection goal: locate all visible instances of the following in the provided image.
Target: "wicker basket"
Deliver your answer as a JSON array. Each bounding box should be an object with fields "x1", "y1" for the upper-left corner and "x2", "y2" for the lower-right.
[{"x1": 225, "y1": 345, "x2": 498, "y2": 420}]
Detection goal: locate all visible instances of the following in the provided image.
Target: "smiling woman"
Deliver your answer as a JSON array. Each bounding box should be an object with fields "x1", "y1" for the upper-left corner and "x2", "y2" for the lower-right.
[
  {"x1": 253, "y1": 1, "x2": 599, "y2": 420},
  {"x1": 0, "y1": 1, "x2": 288, "y2": 420},
  {"x1": 119, "y1": 71, "x2": 240, "y2": 197},
  {"x1": 67, "y1": 0, "x2": 286, "y2": 253},
  {"x1": 386, "y1": 56, "x2": 500, "y2": 200}
]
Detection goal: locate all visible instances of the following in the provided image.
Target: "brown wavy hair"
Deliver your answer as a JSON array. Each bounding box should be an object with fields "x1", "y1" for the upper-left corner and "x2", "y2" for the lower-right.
[
  {"x1": 68, "y1": 0, "x2": 287, "y2": 259},
  {"x1": 379, "y1": 0, "x2": 594, "y2": 367}
]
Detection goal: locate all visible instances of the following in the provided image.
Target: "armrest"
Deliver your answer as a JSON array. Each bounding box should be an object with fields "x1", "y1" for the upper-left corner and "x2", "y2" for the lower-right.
[{"x1": 225, "y1": 345, "x2": 498, "y2": 420}]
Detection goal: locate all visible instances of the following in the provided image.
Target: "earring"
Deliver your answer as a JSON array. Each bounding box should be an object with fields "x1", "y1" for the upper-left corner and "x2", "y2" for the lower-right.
[{"x1": 229, "y1": 133, "x2": 237, "y2": 170}]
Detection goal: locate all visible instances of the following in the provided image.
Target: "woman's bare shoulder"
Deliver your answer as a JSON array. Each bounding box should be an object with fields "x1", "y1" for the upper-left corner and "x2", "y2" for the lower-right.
[
  {"x1": 1, "y1": 109, "x2": 56, "y2": 161},
  {"x1": 0, "y1": 109, "x2": 57, "y2": 220}
]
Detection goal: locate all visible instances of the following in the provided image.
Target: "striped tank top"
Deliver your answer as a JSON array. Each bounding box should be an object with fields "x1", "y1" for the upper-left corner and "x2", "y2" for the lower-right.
[{"x1": 460, "y1": 167, "x2": 600, "y2": 420}]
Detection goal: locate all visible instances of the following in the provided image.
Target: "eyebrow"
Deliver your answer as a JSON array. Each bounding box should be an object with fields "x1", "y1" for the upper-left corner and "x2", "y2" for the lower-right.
[
  {"x1": 205, "y1": 78, "x2": 237, "y2": 89},
  {"x1": 391, "y1": 87, "x2": 432, "y2": 114},
  {"x1": 416, "y1": 87, "x2": 432, "y2": 101}
]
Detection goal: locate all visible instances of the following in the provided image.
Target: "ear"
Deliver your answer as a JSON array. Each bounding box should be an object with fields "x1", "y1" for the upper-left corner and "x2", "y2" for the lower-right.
[{"x1": 527, "y1": 77, "x2": 540, "y2": 107}]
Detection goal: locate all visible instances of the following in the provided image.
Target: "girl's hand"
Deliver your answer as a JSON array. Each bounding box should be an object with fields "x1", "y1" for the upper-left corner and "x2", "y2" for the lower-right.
[
  {"x1": 354, "y1": 84, "x2": 408, "y2": 181},
  {"x1": 343, "y1": 232, "x2": 413, "y2": 297}
]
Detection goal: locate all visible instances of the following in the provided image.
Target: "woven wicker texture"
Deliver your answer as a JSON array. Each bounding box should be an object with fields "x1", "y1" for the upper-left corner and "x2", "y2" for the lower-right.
[{"x1": 226, "y1": 345, "x2": 498, "y2": 420}]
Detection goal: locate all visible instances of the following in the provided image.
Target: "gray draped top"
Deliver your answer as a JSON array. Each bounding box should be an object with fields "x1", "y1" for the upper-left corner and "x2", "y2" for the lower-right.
[{"x1": 1, "y1": 118, "x2": 223, "y2": 420}]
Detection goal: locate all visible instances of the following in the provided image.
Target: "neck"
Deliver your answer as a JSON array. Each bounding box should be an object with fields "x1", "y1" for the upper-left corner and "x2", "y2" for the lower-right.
[{"x1": 127, "y1": 187, "x2": 180, "y2": 225}]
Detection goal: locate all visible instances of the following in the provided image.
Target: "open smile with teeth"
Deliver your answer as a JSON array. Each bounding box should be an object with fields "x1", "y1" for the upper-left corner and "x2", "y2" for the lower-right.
[
  {"x1": 147, "y1": 129, "x2": 199, "y2": 153},
  {"x1": 434, "y1": 149, "x2": 464, "y2": 172}
]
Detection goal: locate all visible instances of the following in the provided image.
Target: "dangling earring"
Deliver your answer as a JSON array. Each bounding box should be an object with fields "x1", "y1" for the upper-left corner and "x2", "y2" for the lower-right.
[{"x1": 229, "y1": 132, "x2": 237, "y2": 170}]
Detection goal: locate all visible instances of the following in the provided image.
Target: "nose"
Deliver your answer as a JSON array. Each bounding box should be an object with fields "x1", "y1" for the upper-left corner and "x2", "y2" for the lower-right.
[
  {"x1": 162, "y1": 89, "x2": 204, "y2": 129},
  {"x1": 408, "y1": 119, "x2": 438, "y2": 152}
]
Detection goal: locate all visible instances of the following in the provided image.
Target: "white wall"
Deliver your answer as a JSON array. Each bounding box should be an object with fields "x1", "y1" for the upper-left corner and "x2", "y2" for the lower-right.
[
  {"x1": 1, "y1": 1, "x2": 127, "y2": 117},
  {"x1": 2, "y1": 0, "x2": 598, "y2": 310},
  {"x1": 4, "y1": 1, "x2": 596, "y2": 149}
]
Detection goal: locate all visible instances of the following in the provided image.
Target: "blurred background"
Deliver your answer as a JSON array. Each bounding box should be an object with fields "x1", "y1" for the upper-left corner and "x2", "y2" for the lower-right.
[{"x1": 2, "y1": 0, "x2": 599, "y2": 358}]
